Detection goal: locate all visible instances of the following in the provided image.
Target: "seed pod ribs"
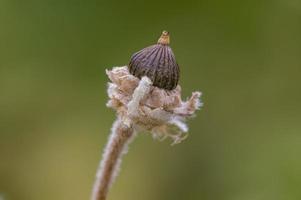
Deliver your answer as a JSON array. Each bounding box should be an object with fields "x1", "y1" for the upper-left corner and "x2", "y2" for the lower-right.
[{"x1": 129, "y1": 31, "x2": 180, "y2": 90}]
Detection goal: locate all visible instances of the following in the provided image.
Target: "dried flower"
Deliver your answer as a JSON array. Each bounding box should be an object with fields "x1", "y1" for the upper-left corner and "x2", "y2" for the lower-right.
[
  {"x1": 129, "y1": 31, "x2": 179, "y2": 90},
  {"x1": 106, "y1": 66, "x2": 202, "y2": 144},
  {"x1": 91, "y1": 31, "x2": 202, "y2": 200}
]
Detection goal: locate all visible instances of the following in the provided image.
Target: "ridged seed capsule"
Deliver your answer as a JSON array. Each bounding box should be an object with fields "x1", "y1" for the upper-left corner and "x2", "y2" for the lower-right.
[{"x1": 129, "y1": 31, "x2": 180, "y2": 90}]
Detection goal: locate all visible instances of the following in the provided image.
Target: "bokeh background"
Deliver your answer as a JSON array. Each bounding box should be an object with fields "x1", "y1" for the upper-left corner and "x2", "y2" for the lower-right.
[{"x1": 1, "y1": 0, "x2": 301, "y2": 200}]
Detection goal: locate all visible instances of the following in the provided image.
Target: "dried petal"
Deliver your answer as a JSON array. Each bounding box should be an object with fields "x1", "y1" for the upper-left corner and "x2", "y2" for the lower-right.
[{"x1": 106, "y1": 66, "x2": 202, "y2": 144}]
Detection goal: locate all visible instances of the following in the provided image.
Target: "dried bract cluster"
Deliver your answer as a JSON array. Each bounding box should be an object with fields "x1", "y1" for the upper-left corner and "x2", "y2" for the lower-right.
[{"x1": 106, "y1": 66, "x2": 202, "y2": 144}]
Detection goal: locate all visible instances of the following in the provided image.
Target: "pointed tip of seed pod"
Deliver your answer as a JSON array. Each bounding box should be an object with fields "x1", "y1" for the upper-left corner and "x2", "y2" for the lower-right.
[{"x1": 157, "y1": 30, "x2": 170, "y2": 45}]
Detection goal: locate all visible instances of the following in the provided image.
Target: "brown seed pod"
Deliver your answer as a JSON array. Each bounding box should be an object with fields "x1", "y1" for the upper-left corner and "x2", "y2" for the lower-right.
[{"x1": 129, "y1": 31, "x2": 180, "y2": 90}]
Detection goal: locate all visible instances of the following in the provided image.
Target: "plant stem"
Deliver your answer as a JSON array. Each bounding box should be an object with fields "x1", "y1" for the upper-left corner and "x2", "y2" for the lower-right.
[{"x1": 91, "y1": 119, "x2": 135, "y2": 200}]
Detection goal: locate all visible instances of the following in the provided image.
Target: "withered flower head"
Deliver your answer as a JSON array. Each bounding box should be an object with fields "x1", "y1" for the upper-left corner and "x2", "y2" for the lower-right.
[
  {"x1": 129, "y1": 31, "x2": 179, "y2": 90},
  {"x1": 92, "y1": 32, "x2": 203, "y2": 200},
  {"x1": 106, "y1": 66, "x2": 202, "y2": 144}
]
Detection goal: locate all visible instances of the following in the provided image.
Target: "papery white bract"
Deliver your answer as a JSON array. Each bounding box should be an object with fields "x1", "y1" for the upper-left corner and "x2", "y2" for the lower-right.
[{"x1": 106, "y1": 66, "x2": 202, "y2": 144}]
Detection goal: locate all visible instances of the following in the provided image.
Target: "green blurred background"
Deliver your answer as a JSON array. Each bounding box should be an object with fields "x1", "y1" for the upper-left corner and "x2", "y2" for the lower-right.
[{"x1": 1, "y1": 0, "x2": 301, "y2": 199}]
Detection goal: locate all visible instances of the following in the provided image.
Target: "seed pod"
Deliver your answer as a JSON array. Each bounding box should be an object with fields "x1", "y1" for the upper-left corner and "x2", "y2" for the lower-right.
[{"x1": 129, "y1": 31, "x2": 180, "y2": 90}]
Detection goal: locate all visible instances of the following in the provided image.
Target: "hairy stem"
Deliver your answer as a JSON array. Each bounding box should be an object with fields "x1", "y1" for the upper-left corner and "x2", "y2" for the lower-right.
[{"x1": 91, "y1": 119, "x2": 135, "y2": 200}]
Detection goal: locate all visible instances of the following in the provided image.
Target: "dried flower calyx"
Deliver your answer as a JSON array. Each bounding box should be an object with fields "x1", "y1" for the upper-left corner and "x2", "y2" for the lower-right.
[
  {"x1": 129, "y1": 31, "x2": 180, "y2": 90},
  {"x1": 106, "y1": 66, "x2": 202, "y2": 145}
]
